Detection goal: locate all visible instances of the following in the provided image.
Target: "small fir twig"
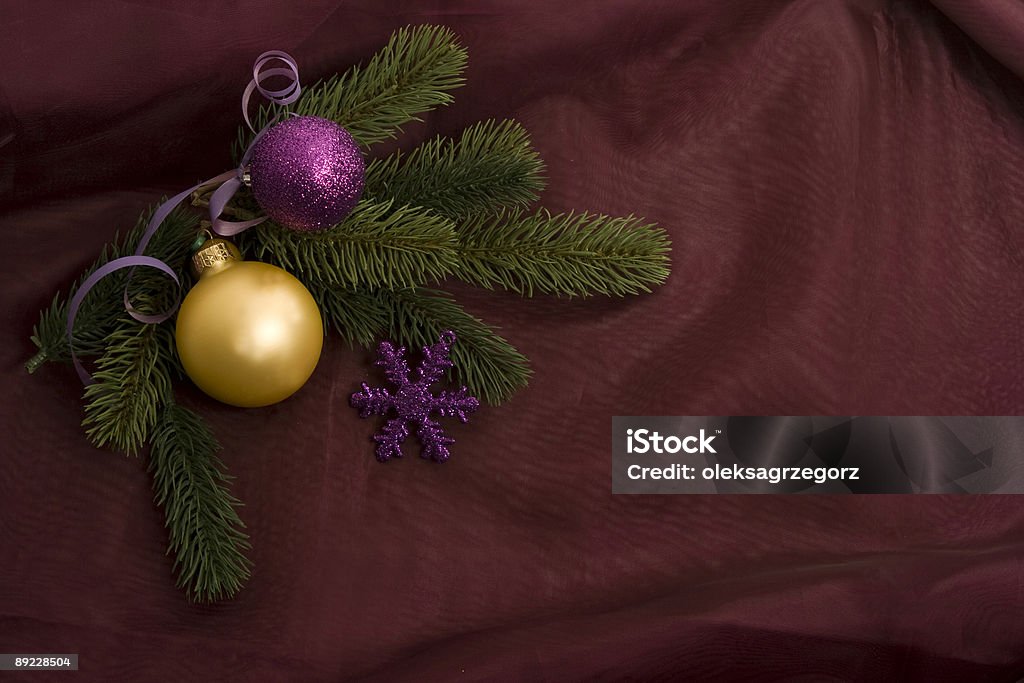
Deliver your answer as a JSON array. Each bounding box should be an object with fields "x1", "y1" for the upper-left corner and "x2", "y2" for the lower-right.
[
  {"x1": 28, "y1": 207, "x2": 199, "y2": 371},
  {"x1": 82, "y1": 322, "x2": 176, "y2": 454},
  {"x1": 150, "y1": 402, "x2": 251, "y2": 602},
  {"x1": 381, "y1": 287, "x2": 531, "y2": 405},
  {"x1": 454, "y1": 209, "x2": 672, "y2": 297},
  {"x1": 236, "y1": 24, "x2": 467, "y2": 157},
  {"x1": 249, "y1": 200, "x2": 460, "y2": 289},
  {"x1": 364, "y1": 119, "x2": 545, "y2": 219}
]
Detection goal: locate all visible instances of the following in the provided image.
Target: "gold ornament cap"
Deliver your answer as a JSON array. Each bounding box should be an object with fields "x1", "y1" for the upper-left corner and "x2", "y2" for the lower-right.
[{"x1": 191, "y1": 237, "x2": 242, "y2": 278}]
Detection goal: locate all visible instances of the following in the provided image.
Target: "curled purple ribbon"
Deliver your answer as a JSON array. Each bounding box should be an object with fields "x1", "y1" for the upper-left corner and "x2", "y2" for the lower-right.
[
  {"x1": 242, "y1": 50, "x2": 301, "y2": 133},
  {"x1": 67, "y1": 51, "x2": 301, "y2": 385}
]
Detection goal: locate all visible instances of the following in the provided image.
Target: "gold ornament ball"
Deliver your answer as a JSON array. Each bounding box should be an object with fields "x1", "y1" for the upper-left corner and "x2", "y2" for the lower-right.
[{"x1": 175, "y1": 238, "x2": 324, "y2": 408}]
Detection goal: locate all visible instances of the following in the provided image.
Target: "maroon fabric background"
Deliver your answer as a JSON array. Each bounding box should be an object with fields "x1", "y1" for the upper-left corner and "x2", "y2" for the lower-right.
[{"x1": 2, "y1": 1, "x2": 1024, "y2": 680}]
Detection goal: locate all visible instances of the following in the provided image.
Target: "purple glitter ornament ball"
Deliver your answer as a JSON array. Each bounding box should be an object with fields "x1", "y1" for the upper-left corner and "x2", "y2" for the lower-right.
[{"x1": 249, "y1": 115, "x2": 365, "y2": 232}]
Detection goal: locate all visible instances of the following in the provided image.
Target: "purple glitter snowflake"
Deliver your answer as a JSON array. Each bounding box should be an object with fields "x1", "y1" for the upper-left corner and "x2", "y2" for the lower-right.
[{"x1": 350, "y1": 331, "x2": 480, "y2": 463}]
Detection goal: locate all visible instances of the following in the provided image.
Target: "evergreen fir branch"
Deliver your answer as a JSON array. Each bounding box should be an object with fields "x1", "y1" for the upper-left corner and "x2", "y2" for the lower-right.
[
  {"x1": 28, "y1": 290, "x2": 119, "y2": 373},
  {"x1": 238, "y1": 24, "x2": 467, "y2": 155},
  {"x1": 28, "y1": 207, "x2": 199, "y2": 372},
  {"x1": 310, "y1": 284, "x2": 389, "y2": 347},
  {"x1": 364, "y1": 119, "x2": 545, "y2": 219},
  {"x1": 454, "y1": 209, "x2": 672, "y2": 297},
  {"x1": 82, "y1": 321, "x2": 176, "y2": 454},
  {"x1": 23, "y1": 23, "x2": 679, "y2": 609},
  {"x1": 381, "y1": 288, "x2": 530, "y2": 404},
  {"x1": 149, "y1": 402, "x2": 251, "y2": 602},
  {"x1": 248, "y1": 200, "x2": 459, "y2": 289}
]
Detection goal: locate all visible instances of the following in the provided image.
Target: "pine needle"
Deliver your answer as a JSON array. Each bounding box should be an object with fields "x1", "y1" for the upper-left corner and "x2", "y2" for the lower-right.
[
  {"x1": 311, "y1": 285, "x2": 389, "y2": 347},
  {"x1": 381, "y1": 288, "x2": 531, "y2": 405},
  {"x1": 238, "y1": 24, "x2": 467, "y2": 154},
  {"x1": 454, "y1": 209, "x2": 672, "y2": 297},
  {"x1": 149, "y1": 402, "x2": 251, "y2": 602},
  {"x1": 301, "y1": 284, "x2": 529, "y2": 404},
  {"x1": 82, "y1": 322, "x2": 176, "y2": 454},
  {"x1": 365, "y1": 119, "x2": 545, "y2": 219},
  {"x1": 28, "y1": 207, "x2": 199, "y2": 372},
  {"x1": 249, "y1": 200, "x2": 459, "y2": 289}
]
